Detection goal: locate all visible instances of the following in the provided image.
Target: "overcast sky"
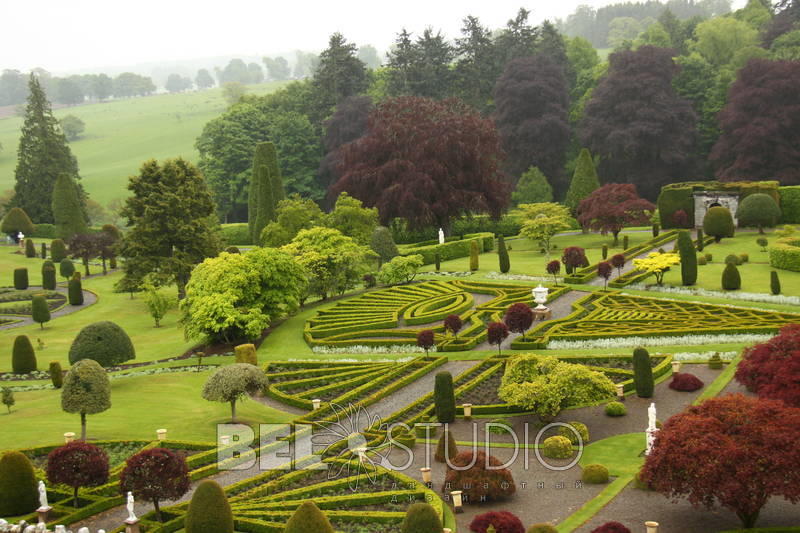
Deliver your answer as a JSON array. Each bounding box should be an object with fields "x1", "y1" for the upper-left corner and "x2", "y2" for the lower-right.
[{"x1": 1, "y1": 0, "x2": 747, "y2": 73}]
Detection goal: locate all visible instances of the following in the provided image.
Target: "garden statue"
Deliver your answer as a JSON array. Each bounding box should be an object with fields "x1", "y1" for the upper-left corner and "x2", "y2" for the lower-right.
[
  {"x1": 78, "y1": 528, "x2": 89, "y2": 533},
  {"x1": 126, "y1": 492, "x2": 136, "y2": 522},
  {"x1": 38, "y1": 481, "x2": 48, "y2": 508},
  {"x1": 646, "y1": 402, "x2": 659, "y2": 455},
  {"x1": 54, "y1": 527, "x2": 66, "y2": 533},
  {"x1": 438, "y1": 228, "x2": 445, "y2": 245}
]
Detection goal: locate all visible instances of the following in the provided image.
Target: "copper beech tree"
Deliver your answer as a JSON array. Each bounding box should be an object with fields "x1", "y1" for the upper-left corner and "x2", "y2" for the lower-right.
[
  {"x1": 120, "y1": 448, "x2": 190, "y2": 522},
  {"x1": 642, "y1": 394, "x2": 800, "y2": 528},
  {"x1": 332, "y1": 96, "x2": 510, "y2": 233},
  {"x1": 735, "y1": 324, "x2": 800, "y2": 407},
  {"x1": 46, "y1": 442, "x2": 109, "y2": 507},
  {"x1": 577, "y1": 184, "x2": 654, "y2": 246}
]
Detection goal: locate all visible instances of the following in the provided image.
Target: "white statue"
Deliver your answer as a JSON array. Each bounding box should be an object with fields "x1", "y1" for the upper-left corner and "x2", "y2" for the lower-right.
[
  {"x1": 77, "y1": 528, "x2": 89, "y2": 533},
  {"x1": 438, "y1": 228, "x2": 445, "y2": 245},
  {"x1": 54, "y1": 527, "x2": 66, "y2": 533},
  {"x1": 22, "y1": 526, "x2": 35, "y2": 533},
  {"x1": 646, "y1": 402, "x2": 659, "y2": 456},
  {"x1": 34, "y1": 525, "x2": 45, "y2": 533},
  {"x1": 37, "y1": 481, "x2": 48, "y2": 508},
  {"x1": 126, "y1": 491, "x2": 137, "y2": 522},
  {"x1": 648, "y1": 402, "x2": 657, "y2": 431}
]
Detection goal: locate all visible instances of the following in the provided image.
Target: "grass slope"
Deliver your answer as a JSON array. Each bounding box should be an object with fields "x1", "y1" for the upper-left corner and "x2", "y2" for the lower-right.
[{"x1": 0, "y1": 82, "x2": 286, "y2": 205}]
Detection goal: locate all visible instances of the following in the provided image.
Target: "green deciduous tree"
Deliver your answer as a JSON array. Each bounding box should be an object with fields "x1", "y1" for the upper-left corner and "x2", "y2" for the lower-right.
[
  {"x1": 260, "y1": 194, "x2": 325, "y2": 247},
  {"x1": 370, "y1": 226, "x2": 399, "y2": 267},
  {"x1": 59, "y1": 115, "x2": 85, "y2": 141},
  {"x1": 141, "y1": 279, "x2": 176, "y2": 328},
  {"x1": 13, "y1": 74, "x2": 82, "y2": 223},
  {"x1": 52, "y1": 173, "x2": 88, "y2": 240},
  {"x1": 202, "y1": 363, "x2": 269, "y2": 423},
  {"x1": 512, "y1": 167, "x2": 553, "y2": 206},
  {"x1": 377, "y1": 254, "x2": 424, "y2": 285},
  {"x1": 61, "y1": 359, "x2": 111, "y2": 440},
  {"x1": 117, "y1": 158, "x2": 221, "y2": 298},
  {"x1": 325, "y1": 192, "x2": 378, "y2": 246},
  {"x1": 565, "y1": 148, "x2": 600, "y2": 214},
  {"x1": 519, "y1": 203, "x2": 573, "y2": 258}
]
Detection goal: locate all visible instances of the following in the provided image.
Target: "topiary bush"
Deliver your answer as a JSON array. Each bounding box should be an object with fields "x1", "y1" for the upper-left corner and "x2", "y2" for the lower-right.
[
  {"x1": 435, "y1": 429, "x2": 458, "y2": 463},
  {"x1": 698, "y1": 254, "x2": 707, "y2": 265},
  {"x1": 703, "y1": 206, "x2": 735, "y2": 242},
  {"x1": 498, "y1": 234, "x2": 510, "y2": 273},
  {"x1": 60, "y1": 258, "x2": 75, "y2": 280},
  {"x1": 633, "y1": 347, "x2": 654, "y2": 398},
  {"x1": 541, "y1": 436, "x2": 573, "y2": 459},
  {"x1": 443, "y1": 450, "x2": 516, "y2": 502},
  {"x1": 737, "y1": 193, "x2": 781, "y2": 233},
  {"x1": 739, "y1": 253, "x2": 749, "y2": 263},
  {"x1": 669, "y1": 372, "x2": 704, "y2": 392},
  {"x1": 401, "y1": 502, "x2": 442, "y2": 533},
  {"x1": 434, "y1": 371, "x2": 455, "y2": 423},
  {"x1": 434, "y1": 251, "x2": 441, "y2": 272},
  {"x1": 224, "y1": 246, "x2": 240, "y2": 254},
  {"x1": 234, "y1": 343, "x2": 257, "y2": 366},
  {"x1": 558, "y1": 421, "x2": 589, "y2": 445},
  {"x1": 771, "y1": 270, "x2": 781, "y2": 295},
  {"x1": 49, "y1": 361, "x2": 63, "y2": 388},
  {"x1": 757, "y1": 237, "x2": 769, "y2": 251},
  {"x1": 622, "y1": 235, "x2": 629, "y2": 250},
  {"x1": 469, "y1": 510, "x2": 525, "y2": 533},
  {"x1": 0, "y1": 450, "x2": 39, "y2": 516},
  {"x1": 284, "y1": 501, "x2": 334, "y2": 533},
  {"x1": 68, "y1": 321, "x2": 135, "y2": 367},
  {"x1": 470, "y1": 240, "x2": 479, "y2": 271},
  {"x1": 581, "y1": 463, "x2": 610, "y2": 484},
  {"x1": 725, "y1": 253, "x2": 741, "y2": 265},
  {"x1": 25, "y1": 238, "x2": 36, "y2": 258},
  {"x1": 184, "y1": 480, "x2": 234, "y2": 533},
  {"x1": 12, "y1": 335, "x2": 37, "y2": 374},
  {"x1": 14, "y1": 268, "x2": 28, "y2": 290},
  {"x1": 50, "y1": 239, "x2": 67, "y2": 263},
  {"x1": 1, "y1": 207, "x2": 35, "y2": 236},
  {"x1": 708, "y1": 353, "x2": 724, "y2": 370},
  {"x1": 590, "y1": 522, "x2": 632, "y2": 533},
  {"x1": 68, "y1": 277, "x2": 83, "y2": 305},
  {"x1": 705, "y1": 252, "x2": 712, "y2": 261},
  {"x1": 605, "y1": 401, "x2": 627, "y2": 417},
  {"x1": 677, "y1": 230, "x2": 696, "y2": 286},
  {"x1": 722, "y1": 262, "x2": 741, "y2": 290},
  {"x1": 696, "y1": 228, "x2": 705, "y2": 251},
  {"x1": 31, "y1": 294, "x2": 50, "y2": 329},
  {"x1": 526, "y1": 524, "x2": 558, "y2": 533},
  {"x1": 42, "y1": 265, "x2": 56, "y2": 290},
  {"x1": 41, "y1": 242, "x2": 47, "y2": 259}
]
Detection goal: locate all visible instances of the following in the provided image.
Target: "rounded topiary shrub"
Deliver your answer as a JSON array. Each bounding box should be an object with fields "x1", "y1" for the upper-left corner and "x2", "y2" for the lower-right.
[
  {"x1": 60, "y1": 258, "x2": 75, "y2": 280},
  {"x1": 285, "y1": 501, "x2": 334, "y2": 533},
  {"x1": 469, "y1": 510, "x2": 525, "y2": 533},
  {"x1": 224, "y1": 246, "x2": 240, "y2": 254},
  {"x1": 14, "y1": 268, "x2": 28, "y2": 290},
  {"x1": 737, "y1": 193, "x2": 781, "y2": 232},
  {"x1": 0, "y1": 450, "x2": 39, "y2": 516},
  {"x1": 1, "y1": 207, "x2": 35, "y2": 236},
  {"x1": 722, "y1": 263, "x2": 741, "y2": 291},
  {"x1": 708, "y1": 353, "x2": 724, "y2": 370},
  {"x1": 581, "y1": 463, "x2": 610, "y2": 484},
  {"x1": 724, "y1": 253, "x2": 741, "y2": 266},
  {"x1": 68, "y1": 321, "x2": 135, "y2": 367},
  {"x1": 558, "y1": 421, "x2": 589, "y2": 445},
  {"x1": 541, "y1": 436, "x2": 573, "y2": 459},
  {"x1": 12, "y1": 335, "x2": 37, "y2": 374},
  {"x1": 590, "y1": 522, "x2": 632, "y2": 533},
  {"x1": 50, "y1": 239, "x2": 67, "y2": 263},
  {"x1": 184, "y1": 480, "x2": 233, "y2": 533},
  {"x1": 49, "y1": 361, "x2": 63, "y2": 388},
  {"x1": 443, "y1": 450, "x2": 516, "y2": 503},
  {"x1": 234, "y1": 343, "x2": 257, "y2": 366},
  {"x1": 698, "y1": 254, "x2": 707, "y2": 266},
  {"x1": 605, "y1": 401, "x2": 626, "y2": 417},
  {"x1": 401, "y1": 502, "x2": 442, "y2": 533},
  {"x1": 68, "y1": 278, "x2": 83, "y2": 305},
  {"x1": 703, "y1": 206, "x2": 735, "y2": 242},
  {"x1": 669, "y1": 372, "x2": 704, "y2": 392},
  {"x1": 527, "y1": 524, "x2": 558, "y2": 533}
]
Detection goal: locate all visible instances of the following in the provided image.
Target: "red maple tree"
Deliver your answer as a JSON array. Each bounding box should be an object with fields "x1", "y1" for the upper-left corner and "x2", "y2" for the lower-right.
[
  {"x1": 120, "y1": 448, "x2": 190, "y2": 522},
  {"x1": 735, "y1": 324, "x2": 800, "y2": 407},
  {"x1": 504, "y1": 303, "x2": 534, "y2": 341},
  {"x1": 597, "y1": 261, "x2": 613, "y2": 290},
  {"x1": 561, "y1": 246, "x2": 588, "y2": 274},
  {"x1": 610, "y1": 254, "x2": 626, "y2": 276},
  {"x1": 641, "y1": 394, "x2": 800, "y2": 528},
  {"x1": 332, "y1": 96, "x2": 511, "y2": 232},
  {"x1": 47, "y1": 441, "x2": 109, "y2": 507},
  {"x1": 487, "y1": 322, "x2": 509, "y2": 356},
  {"x1": 416, "y1": 329, "x2": 435, "y2": 355},
  {"x1": 546, "y1": 259, "x2": 561, "y2": 284},
  {"x1": 444, "y1": 314, "x2": 463, "y2": 338},
  {"x1": 578, "y1": 184, "x2": 654, "y2": 246}
]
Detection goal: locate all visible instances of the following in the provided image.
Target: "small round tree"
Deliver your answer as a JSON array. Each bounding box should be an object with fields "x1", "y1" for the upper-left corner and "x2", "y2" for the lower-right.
[
  {"x1": 69, "y1": 321, "x2": 135, "y2": 367},
  {"x1": 184, "y1": 480, "x2": 233, "y2": 533},
  {"x1": 285, "y1": 501, "x2": 334, "y2": 533},
  {"x1": 597, "y1": 261, "x2": 612, "y2": 290},
  {"x1": 487, "y1": 321, "x2": 509, "y2": 355},
  {"x1": 31, "y1": 294, "x2": 51, "y2": 329},
  {"x1": 443, "y1": 450, "x2": 516, "y2": 502},
  {"x1": 61, "y1": 359, "x2": 111, "y2": 440},
  {"x1": 401, "y1": 502, "x2": 442, "y2": 533},
  {"x1": 46, "y1": 441, "x2": 109, "y2": 507},
  {"x1": 120, "y1": 448, "x2": 190, "y2": 522},
  {"x1": 504, "y1": 302, "x2": 534, "y2": 340},
  {"x1": 51, "y1": 239, "x2": 67, "y2": 263},
  {"x1": 703, "y1": 206, "x2": 735, "y2": 242},
  {"x1": 498, "y1": 234, "x2": 510, "y2": 273},
  {"x1": 0, "y1": 451, "x2": 39, "y2": 516},
  {"x1": 470, "y1": 510, "x2": 525, "y2": 533},
  {"x1": 58, "y1": 258, "x2": 75, "y2": 281},
  {"x1": 443, "y1": 314, "x2": 463, "y2": 338},
  {"x1": 562, "y1": 246, "x2": 587, "y2": 275},
  {"x1": 202, "y1": 363, "x2": 269, "y2": 423},
  {"x1": 546, "y1": 259, "x2": 560, "y2": 284},
  {"x1": 434, "y1": 371, "x2": 455, "y2": 423},
  {"x1": 610, "y1": 254, "x2": 625, "y2": 276},
  {"x1": 416, "y1": 329, "x2": 435, "y2": 355},
  {"x1": 737, "y1": 193, "x2": 781, "y2": 233},
  {"x1": 12, "y1": 335, "x2": 37, "y2": 374},
  {"x1": 641, "y1": 394, "x2": 800, "y2": 529},
  {"x1": 1, "y1": 207, "x2": 35, "y2": 237}
]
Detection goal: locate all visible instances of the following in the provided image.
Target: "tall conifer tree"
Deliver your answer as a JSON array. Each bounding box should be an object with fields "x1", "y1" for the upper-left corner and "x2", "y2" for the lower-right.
[
  {"x1": 249, "y1": 142, "x2": 274, "y2": 243},
  {"x1": 565, "y1": 148, "x2": 600, "y2": 214},
  {"x1": 13, "y1": 75, "x2": 81, "y2": 223},
  {"x1": 52, "y1": 173, "x2": 88, "y2": 240}
]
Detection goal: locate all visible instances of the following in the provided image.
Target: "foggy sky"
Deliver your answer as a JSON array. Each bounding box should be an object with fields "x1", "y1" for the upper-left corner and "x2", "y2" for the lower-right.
[{"x1": 2, "y1": 0, "x2": 748, "y2": 73}]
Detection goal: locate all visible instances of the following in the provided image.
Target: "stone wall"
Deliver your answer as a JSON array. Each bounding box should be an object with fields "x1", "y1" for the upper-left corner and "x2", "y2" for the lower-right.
[{"x1": 693, "y1": 192, "x2": 740, "y2": 227}]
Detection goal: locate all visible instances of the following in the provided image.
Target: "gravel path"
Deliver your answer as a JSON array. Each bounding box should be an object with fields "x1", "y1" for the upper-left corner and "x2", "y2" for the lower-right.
[{"x1": 0, "y1": 285, "x2": 97, "y2": 330}]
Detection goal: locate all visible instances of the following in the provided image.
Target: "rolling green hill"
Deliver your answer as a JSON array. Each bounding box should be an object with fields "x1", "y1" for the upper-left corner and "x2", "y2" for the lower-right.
[{"x1": 0, "y1": 81, "x2": 286, "y2": 207}]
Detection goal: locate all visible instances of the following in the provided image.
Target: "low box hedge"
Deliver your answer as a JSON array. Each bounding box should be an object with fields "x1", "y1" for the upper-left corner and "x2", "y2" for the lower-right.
[
  {"x1": 769, "y1": 238, "x2": 800, "y2": 272},
  {"x1": 397, "y1": 232, "x2": 494, "y2": 264}
]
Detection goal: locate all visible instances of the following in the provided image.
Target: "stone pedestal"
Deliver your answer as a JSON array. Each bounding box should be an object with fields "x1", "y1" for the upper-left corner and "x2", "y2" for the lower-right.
[
  {"x1": 646, "y1": 428, "x2": 659, "y2": 456},
  {"x1": 36, "y1": 505, "x2": 52, "y2": 524},
  {"x1": 125, "y1": 518, "x2": 141, "y2": 533},
  {"x1": 645, "y1": 521, "x2": 660, "y2": 533},
  {"x1": 532, "y1": 308, "x2": 552, "y2": 321}
]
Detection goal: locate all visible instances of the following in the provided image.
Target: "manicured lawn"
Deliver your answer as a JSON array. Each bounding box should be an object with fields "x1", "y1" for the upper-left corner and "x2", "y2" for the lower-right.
[
  {"x1": 0, "y1": 82, "x2": 286, "y2": 205},
  {"x1": 0, "y1": 370, "x2": 296, "y2": 450}
]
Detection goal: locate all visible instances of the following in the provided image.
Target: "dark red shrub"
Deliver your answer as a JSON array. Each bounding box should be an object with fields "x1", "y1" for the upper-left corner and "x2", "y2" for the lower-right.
[
  {"x1": 610, "y1": 254, "x2": 626, "y2": 275},
  {"x1": 504, "y1": 303, "x2": 534, "y2": 340},
  {"x1": 120, "y1": 448, "x2": 190, "y2": 522},
  {"x1": 546, "y1": 259, "x2": 561, "y2": 283},
  {"x1": 598, "y1": 261, "x2": 612, "y2": 289},
  {"x1": 591, "y1": 522, "x2": 632, "y2": 533},
  {"x1": 443, "y1": 450, "x2": 516, "y2": 503},
  {"x1": 470, "y1": 510, "x2": 525, "y2": 533},
  {"x1": 416, "y1": 329, "x2": 435, "y2": 353},
  {"x1": 669, "y1": 372, "x2": 704, "y2": 392},
  {"x1": 47, "y1": 441, "x2": 109, "y2": 507},
  {"x1": 444, "y1": 314, "x2": 463, "y2": 337},
  {"x1": 672, "y1": 209, "x2": 690, "y2": 228},
  {"x1": 487, "y1": 322, "x2": 509, "y2": 355},
  {"x1": 735, "y1": 324, "x2": 800, "y2": 407},
  {"x1": 562, "y1": 246, "x2": 587, "y2": 274}
]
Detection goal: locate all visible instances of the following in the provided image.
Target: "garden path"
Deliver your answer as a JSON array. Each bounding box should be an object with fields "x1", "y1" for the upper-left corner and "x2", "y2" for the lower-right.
[{"x1": 0, "y1": 285, "x2": 97, "y2": 330}]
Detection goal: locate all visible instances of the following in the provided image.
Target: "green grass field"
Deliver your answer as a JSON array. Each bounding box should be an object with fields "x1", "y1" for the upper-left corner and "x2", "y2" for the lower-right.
[{"x1": 0, "y1": 82, "x2": 286, "y2": 206}]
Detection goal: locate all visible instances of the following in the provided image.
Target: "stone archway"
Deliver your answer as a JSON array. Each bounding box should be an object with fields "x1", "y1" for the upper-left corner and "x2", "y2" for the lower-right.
[{"x1": 693, "y1": 192, "x2": 740, "y2": 227}]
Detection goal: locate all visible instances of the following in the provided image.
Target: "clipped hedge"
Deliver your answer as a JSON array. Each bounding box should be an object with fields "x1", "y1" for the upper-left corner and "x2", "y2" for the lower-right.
[
  {"x1": 220, "y1": 223, "x2": 252, "y2": 246},
  {"x1": 658, "y1": 181, "x2": 780, "y2": 229},
  {"x1": 397, "y1": 232, "x2": 494, "y2": 265},
  {"x1": 779, "y1": 186, "x2": 800, "y2": 224},
  {"x1": 769, "y1": 238, "x2": 800, "y2": 272}
]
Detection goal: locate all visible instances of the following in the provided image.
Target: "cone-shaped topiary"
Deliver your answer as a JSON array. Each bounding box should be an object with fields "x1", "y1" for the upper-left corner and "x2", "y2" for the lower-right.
[
  {"x1": 401, "y1": 502, "x2": 442, "y2": 533},
  {"x1": 51, "y1": 238, "x2": 67, "y2": 262},
  {"x1": 677, "y1": 230, "x2": 696, "y2": 286},
  {"x1": 32, "y1": 294, "x2": 50, "y2": 329},
  {"x1": 41, "y1": 242, "x2": 47, "y2": 259},
  {"x1": 0, "y1": 450, "x2": 39, "y2": 516},
  {"x1": 470, "y1": 240, "x2": 479, "y2": 271},
  {"x1": 42, "y1": 265, "x2": 57, "y2": 290},
  {"x1": 1, "y1": 207, "x2": 35, "y2": 236},
  {"x1": 696, "y1": 228, "x2": 704, "y2": 251},
  {"x1": 25, "y1": 238, "x2": 36, "y2": 257},
  {"x1": 284, "y1": 501, "x2": 334, "y2": 533},
  {"x1": 703, "y1": 206, "x2": 735, "y2": 242},
  {"x1": 12, "y1": 335, "x2": 37, "y2": 374},
  {"x1": 68, "y1": 277, "x2": 83, "y2": 305},
  {"x1": 434, "y1": 372, "x2": 455, "y2": 423},
  {"x1": 722, "y1": 262, "x2": 741, "y2": 290},
  {"x1": 14, "y1": 268, "x2": 28, "y2": 290},
  {"x1": 434, "y1": 251, "x2": 441, "y2": 272},
  {"x1": 565, "y1": 148, "x2": 600, "y2": 214},
  {"x1": 633, "y1": 347, "x2": 654, "y2": 398},
  {"x1": 184, "y1": 480, "x2": 234, "y2": 533},
  {"x1": 234, "y1": 343, "x2": 257, "y2": 366},
  {"x1": 50, "y1": 361, "x2": 63, "y2": 388},
  {"x1": 498, "y1": 234, "x2": 510, "y2": 273},
  {"x1": 435, "y1": 429, "x2": 458, "y2": 463},
  {"x1": 69, "y1": 321, "x2": 135, "y2": 367},
  {"x1": 771, "y1": 271, "x2": 781, "y2": 295}
]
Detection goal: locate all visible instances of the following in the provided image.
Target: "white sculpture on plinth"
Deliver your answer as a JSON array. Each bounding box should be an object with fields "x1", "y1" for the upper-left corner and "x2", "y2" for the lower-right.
[
  {"x1": 645, "y1": 402, "x2": 659, "y2": 455},
  {"x1": 438, "y1": 228, "x2": 445, "y2": 245},
  {"x1": 532, "y1": 285, "x2": 549, "y2": 310},
  {"x1": 126, "y1": 491, "x2": 137, "y2": 522},
  {"x1": 37, "y1": 481, "x2": 48, "y2": 509}
]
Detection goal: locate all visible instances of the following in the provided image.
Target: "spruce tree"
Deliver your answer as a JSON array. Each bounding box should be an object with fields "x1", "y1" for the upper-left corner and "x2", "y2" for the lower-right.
[
  {"x1": 52, "y1": 173, "x2": 88, "y2": 239},
  {"x1": 565, "y1": 148, "x2": 600, "y2": 214},
  {"x1": 677, "y1": 230, "x2": 697, "y2": 286},
  {"x1": 12, "y1": 74, "x2": 81, "y2": 223},
  {"x1": 512, "y1": 166, "x2": 553, "y2": 205},
  {"x1": 498, "y1": 234, "x2": 510, "y2": 273}
]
